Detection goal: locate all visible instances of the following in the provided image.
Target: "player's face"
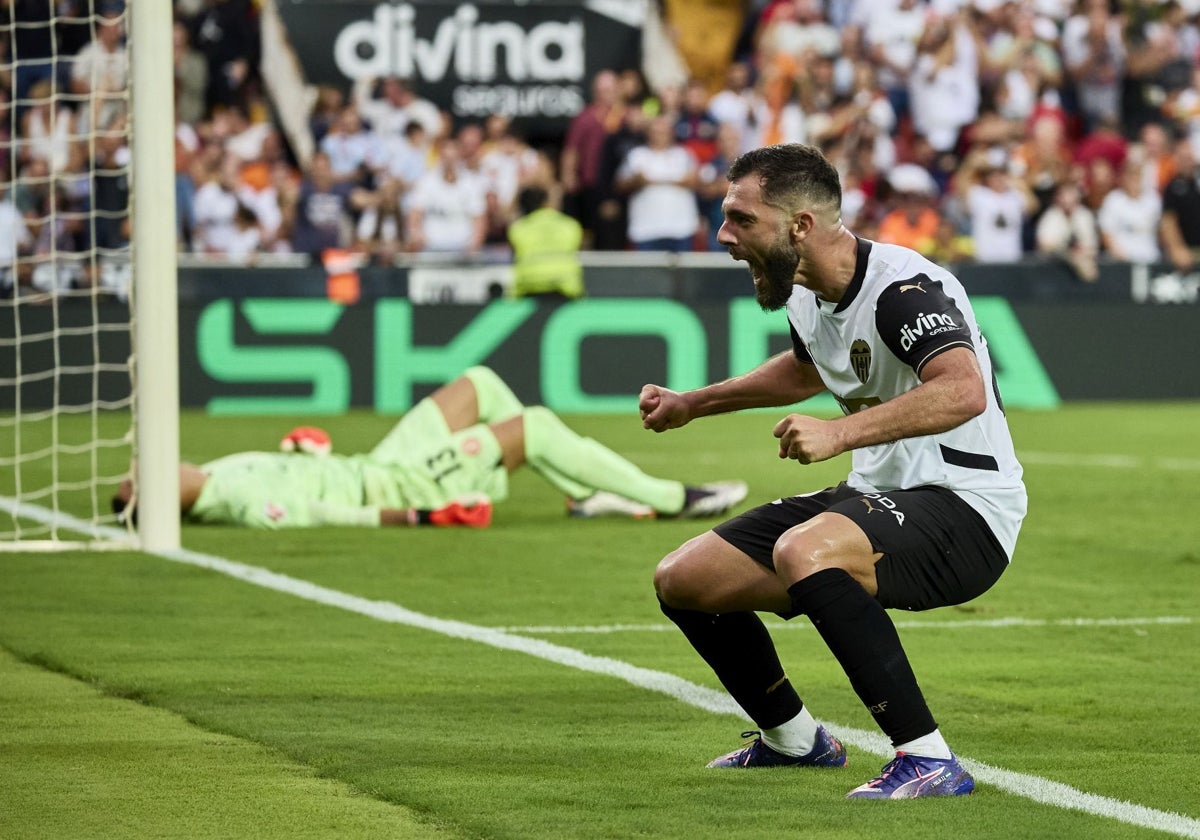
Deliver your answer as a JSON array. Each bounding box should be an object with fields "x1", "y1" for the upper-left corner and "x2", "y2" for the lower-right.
[{"x1": 717, "y1": 178, "x2": 798, "y2": 311}]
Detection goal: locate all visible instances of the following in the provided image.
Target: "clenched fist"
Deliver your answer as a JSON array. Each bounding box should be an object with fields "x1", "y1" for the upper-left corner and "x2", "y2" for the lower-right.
[
  {"x1": 772, "y1": 414, "x2": 843, "y2": 464},
  {"x1": 639, "y1": 384, "x2": 692, "y2": 433}
]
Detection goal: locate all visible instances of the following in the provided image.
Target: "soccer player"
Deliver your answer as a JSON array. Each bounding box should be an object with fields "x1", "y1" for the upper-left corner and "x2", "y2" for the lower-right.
[
  {"x1": 639, "y1": 144, "x2": 1026, "y2": 799},
  {"x1": 112, "y1": 366, "x2": 746, "y2": 529}
]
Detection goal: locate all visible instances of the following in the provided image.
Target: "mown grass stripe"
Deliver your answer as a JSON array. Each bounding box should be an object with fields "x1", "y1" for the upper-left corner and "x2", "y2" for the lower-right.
[
  {"x1": 497, "y1": 615, "x2": 1196, "y2": 634},
  {"x1": 7, "y1": 498, "x2": 1200, "y2": 839}
]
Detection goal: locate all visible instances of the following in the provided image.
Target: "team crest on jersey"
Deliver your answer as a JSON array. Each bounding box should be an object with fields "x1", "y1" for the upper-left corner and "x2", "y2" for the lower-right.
[
  {"x1": 461, "y1": 436, "x2": 481, "y2": 456},
  {"x1": 850, "y1": 339, "x2": 872, "y2": 384}
]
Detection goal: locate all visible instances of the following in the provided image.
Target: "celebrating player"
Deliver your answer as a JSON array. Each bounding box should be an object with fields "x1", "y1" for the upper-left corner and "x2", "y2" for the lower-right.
[
  {"x1": 639, "y1": 144, "x2": 1026, "y2": 799},
  {"x1": 113, "y1": 366, "x2": 746, "y2": 529}
]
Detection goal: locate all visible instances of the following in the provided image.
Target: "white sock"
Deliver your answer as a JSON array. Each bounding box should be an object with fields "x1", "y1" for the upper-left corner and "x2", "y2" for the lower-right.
[
  {"x1": 760, "y1": 706, "x2": 819, "y2": 757},
  {"x1": 894, "y1": 728, "x2": 952, "y2": 760}
]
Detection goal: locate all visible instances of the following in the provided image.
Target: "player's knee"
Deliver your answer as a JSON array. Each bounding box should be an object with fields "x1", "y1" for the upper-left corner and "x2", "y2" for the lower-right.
[
  {"x1": 465, "y1": 366, "x2": 523, "y2": 422},
  {"x1": 653, "y1": 544, "x2": 706, "y2": 610},
  {"x1": 772, "y1": 526, "x2": 830, "y2": 581},
  {"x1": 520, "y1": 405, "x2": 555, "y2": 451}
]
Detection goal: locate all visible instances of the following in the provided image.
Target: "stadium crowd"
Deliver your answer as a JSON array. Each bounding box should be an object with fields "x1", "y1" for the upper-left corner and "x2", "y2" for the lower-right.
[{"x1": 6, "y1": 0, "x2": 1200, "y2": 297}]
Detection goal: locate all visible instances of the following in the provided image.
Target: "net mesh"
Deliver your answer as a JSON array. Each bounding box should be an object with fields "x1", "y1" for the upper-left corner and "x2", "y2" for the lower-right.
[{"x1": 1, "y1": 1, "x2": 136, "y2": 546}]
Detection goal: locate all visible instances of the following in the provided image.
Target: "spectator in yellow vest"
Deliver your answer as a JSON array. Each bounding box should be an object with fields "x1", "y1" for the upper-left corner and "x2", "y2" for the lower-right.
[{"x1": 506, "y1": 186, "x2": 585, "y2": 300}]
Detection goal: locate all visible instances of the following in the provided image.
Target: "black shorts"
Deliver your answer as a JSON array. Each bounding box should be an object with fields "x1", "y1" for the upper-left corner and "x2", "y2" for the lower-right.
[{"x1": 713, "y1": 483, "x2": 1009, "y2": 614}]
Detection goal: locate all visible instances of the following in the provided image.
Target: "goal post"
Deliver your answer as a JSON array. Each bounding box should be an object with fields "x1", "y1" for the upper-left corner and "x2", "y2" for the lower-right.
[
  {"x1": 0, "y1": 0, "x2": 179, "y2": 551},
  {"x1": 129, "y1": 0, "x2": 180, "y2": 552}
]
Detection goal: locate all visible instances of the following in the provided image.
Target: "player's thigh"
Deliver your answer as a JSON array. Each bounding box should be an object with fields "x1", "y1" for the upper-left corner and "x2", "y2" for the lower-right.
[
  {"x1": 826, "y1": 486, "x2": 1010, "y2": 612},
  {"x1": 706, "y1": 484, "x2": 862, "y2": 616},
  {"x1": 422, "y1": 424, "x2": 509, "y2": 504},
  {"x1": 369, "y1": 397, "x2": 450, "y2": 465},
  {"x1": 655, "y1": 530, "x2": 792, "y2": 614},
  {"x1": 712, "y1": 483, "x2": 862, "y2": 571}
]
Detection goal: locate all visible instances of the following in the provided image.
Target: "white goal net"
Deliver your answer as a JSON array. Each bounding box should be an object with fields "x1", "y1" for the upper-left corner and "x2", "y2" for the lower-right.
[{"x1": 1, "y1": 1, "x2": 178, "y2": 550}]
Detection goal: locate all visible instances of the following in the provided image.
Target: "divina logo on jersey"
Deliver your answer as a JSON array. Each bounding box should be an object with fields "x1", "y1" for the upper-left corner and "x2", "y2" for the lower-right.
[{"x1": 898, "y1": 312, "x2": 958, "y2": 351}]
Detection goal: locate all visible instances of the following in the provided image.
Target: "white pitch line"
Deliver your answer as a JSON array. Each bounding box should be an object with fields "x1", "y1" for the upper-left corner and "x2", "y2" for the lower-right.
[
  {"x1": 5, "y1": 499, "x2": 1200, "y2": 839},
  {"x1": 498, "y1": 615, "x2": 1196, "y2": 634},
  {"x1": 632, "y1": 450, "x2": 1200, "y2": 471},
  {"x1": 1020, "y1": 451, "x2": 1200, "y2": 471}
]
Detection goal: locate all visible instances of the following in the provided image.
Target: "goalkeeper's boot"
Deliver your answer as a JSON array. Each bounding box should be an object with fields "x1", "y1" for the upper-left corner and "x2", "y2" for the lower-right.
[
  {"x1": 845, "y1": 752, "x2": 974, "y2": 799},
  {"x1": 566, "y1": 491, "x2": 656, "y2": 519},
  {"x1": 707, "y1": 727, "x2": 847, "y2": 769},
  {"x1": 677, "y1": 481, "x2": 748, "y2": 518}
]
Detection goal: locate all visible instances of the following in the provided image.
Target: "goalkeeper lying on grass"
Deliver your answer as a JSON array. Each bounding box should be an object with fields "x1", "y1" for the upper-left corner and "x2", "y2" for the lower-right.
[{"x1": 111, "y1": 366, "x2": 747, "y2": 529}]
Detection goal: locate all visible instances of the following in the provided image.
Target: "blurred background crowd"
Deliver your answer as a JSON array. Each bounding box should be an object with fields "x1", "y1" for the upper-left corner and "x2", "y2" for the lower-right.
[{"x1": 6, "y1": 0, "x2": 1200, "y2": 296}]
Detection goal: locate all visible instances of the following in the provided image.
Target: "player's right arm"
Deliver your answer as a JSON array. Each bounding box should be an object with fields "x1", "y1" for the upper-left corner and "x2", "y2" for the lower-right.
[{"x1": 640, "y1": 351, "x2": 825, "y2": 432}]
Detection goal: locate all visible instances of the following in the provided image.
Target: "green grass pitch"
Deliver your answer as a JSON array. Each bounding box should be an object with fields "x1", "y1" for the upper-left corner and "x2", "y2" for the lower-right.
[{"x1": 2, "y1": 404, "x2": 1198, "y2": 839}]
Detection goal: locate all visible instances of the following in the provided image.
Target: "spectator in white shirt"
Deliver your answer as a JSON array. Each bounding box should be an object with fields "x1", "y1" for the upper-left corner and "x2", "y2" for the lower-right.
[
  {"x1": 19, "y1": 80, "x2": 77, "y2": 174},
  {"x1": 374, "y1": 121, "x2": 430, "y2": 194},
  {"x1": 481, "y1": 114, "x2": 541, "y2": 210},
  {"x1": 224, "y1": 203, "x2": 264, "y2": 262},
  {"x1": 190, "y1": 155, "x2": 241, "y2": 255},
  {"x1": 0, "y1": 186, "x2": 33, "y2": 294},
  {"x1": 1097, "y1": 159, "x2": 1163, "y2": 265},
  {"x1": 1035, "y1": 181, "x2": 1100, "y2": 281},
  {"x1": 353, "y1": 75, "x2": 443, "y2": 140},
  {"x1": 405, "y1": 139, "x2": 487, "y2": 255},
  {"x1": 956, "y1": 146, "x2": 1037, "y2": 263},
  {"x1": 70, "y1": 5, "x2": 128, "y2": 134},
  {"x1": 319, "y1": 106, "x2": 381, "y2": 186},
  {"x1": 758, "y1": 0, "x2": 841, "y2": 69},
  {"x1": 708, "y1": 61, "x2": 757, "y2": 153},
  {"x1": 743, "y1": 69, "x2": 807, "y2": 152},
  {"x1": 862, "y1": 0, "x2": 927, "y2": 120},
  {"x1": 1060, "y1": 0, "x2": 1124, "y2": 131},
  {"x1": 908, "y1": 12, "x2": 980, "y2": 153},
  {"x1": 615, "y1": 115, "x2": 700, "y2": 252}
]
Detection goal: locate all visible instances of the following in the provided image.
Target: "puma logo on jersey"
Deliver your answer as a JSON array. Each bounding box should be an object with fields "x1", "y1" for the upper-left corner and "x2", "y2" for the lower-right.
[
  {"x1": 899, "y1": 281, "x2": 926, "y2": 293},
  {"x1": 860, "y1": 493, "x2": 906, "y2": 525}
]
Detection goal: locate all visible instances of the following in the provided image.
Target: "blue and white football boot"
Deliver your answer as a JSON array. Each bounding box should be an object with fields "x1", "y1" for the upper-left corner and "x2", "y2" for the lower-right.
[
  {"x1": 846, "y1": 752, "x2": 975, "y2": 799},
  {"x1": 707, "y1": 726, "x2": 847, "y2": 769}
]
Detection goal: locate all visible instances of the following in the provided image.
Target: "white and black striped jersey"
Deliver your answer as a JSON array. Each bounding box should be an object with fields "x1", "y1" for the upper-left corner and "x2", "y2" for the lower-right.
[{"x1": 786, "y1": 238, "x2": 1027, "y2": 559}]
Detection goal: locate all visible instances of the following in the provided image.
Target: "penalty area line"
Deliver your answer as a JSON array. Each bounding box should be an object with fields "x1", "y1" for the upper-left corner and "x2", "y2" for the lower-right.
[{"x1": 7, "y1": 502, "x2": 1200, "y2": 839}]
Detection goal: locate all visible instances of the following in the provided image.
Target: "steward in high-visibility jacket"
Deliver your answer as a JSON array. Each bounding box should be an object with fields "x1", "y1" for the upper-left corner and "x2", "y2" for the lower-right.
[{"x1": 507, "y1": 186, "x2": 585, "y2": 299}]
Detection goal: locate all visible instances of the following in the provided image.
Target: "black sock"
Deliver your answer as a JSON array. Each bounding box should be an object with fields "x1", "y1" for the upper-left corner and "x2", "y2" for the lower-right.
[
  {"x1": 659, "y1": 599, "x2": 803, "y2": 729},
  {"x1": 788, "y1": 568, "x2": 935, "y2": 746}
]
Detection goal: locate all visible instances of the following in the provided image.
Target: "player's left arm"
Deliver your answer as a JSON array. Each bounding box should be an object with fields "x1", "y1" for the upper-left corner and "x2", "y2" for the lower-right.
[
  {"x1": 774, "y1": 276, "x2": 987, "y2": 463},
  {"x1": 310, "y1": 496, "x2": 492, "y2": 528}
]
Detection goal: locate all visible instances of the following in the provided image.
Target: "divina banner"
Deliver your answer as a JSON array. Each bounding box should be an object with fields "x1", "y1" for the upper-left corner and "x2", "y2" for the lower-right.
[{"x1": 275, "y1": 0, "x2": 644, "y2": 139}]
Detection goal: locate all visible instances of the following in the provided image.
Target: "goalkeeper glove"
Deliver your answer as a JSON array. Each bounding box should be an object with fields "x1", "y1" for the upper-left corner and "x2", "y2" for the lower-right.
[
  {"x1": 413, "y1": 495, "x2": 493, "y2": 528},
  {"x1": 280, "y1": 426, "x2": 332, "y2": 456}
]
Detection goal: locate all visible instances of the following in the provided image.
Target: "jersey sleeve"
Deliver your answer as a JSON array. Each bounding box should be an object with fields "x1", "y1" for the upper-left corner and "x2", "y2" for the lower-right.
[
  {"x1": 875, "y1": 275, "x2": 974, "y2": 376},
  {"x1": 789, "y1": 321, "x2": 814, "y2": 364}
]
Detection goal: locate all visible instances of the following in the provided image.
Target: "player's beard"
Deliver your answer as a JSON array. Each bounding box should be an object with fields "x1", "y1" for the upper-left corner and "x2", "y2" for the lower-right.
[{"x1": 754, "y1": 241, "x2": 799, "y2": 311}]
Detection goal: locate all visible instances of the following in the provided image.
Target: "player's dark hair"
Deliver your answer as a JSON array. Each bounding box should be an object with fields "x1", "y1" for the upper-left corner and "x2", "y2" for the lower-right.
[
  {"x1": 727, "y1": 143, "x2": 842, "y2": 214},
  {"x1": 111, "y1": 493, "x2": 138, "y2": 526}
]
